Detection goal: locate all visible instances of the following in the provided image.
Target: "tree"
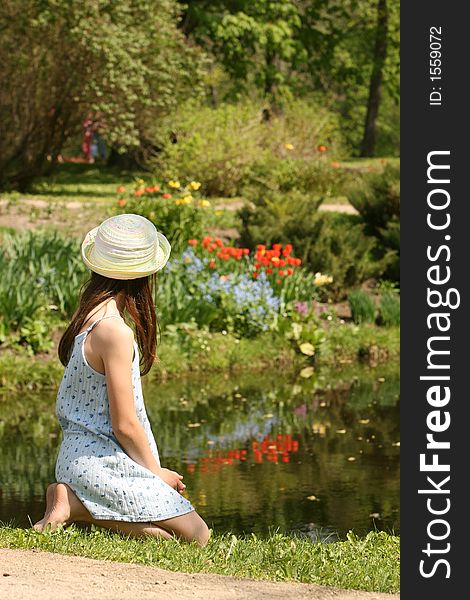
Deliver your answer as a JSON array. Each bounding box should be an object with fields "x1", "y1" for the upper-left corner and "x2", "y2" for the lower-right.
[
  {"x1": 360, "y1": 0, "x2": 389, "y2": 156},
  {"x1": 179, "y1": 0, "x2": 303, "y2": 106},
  {"x1": 180, "y1": 0, "x2": 400, "y2": 155},
  {"x1": 296, "y1": 0, "x2": 399, "y2": 155},
  {"x1": 0, "y1": 0, "x2": 202, "y2": 189}
]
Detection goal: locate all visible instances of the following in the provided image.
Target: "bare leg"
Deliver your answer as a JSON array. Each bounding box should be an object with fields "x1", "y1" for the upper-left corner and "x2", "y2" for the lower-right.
[
  {"x1": 151, "y1": 511, "x2": 211, "y2": 547},
  {"x1": 32, "y1": 483, "x2": 180, "y2": 541},
  {"x1": 87, "y1": 518, "x2": 173, "y2": 540}
]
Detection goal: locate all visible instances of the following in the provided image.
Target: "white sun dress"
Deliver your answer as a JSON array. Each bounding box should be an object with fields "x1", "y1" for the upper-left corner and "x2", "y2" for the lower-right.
[{"x1": 55, "y1": 314, "x2": 195, "y2": 521}]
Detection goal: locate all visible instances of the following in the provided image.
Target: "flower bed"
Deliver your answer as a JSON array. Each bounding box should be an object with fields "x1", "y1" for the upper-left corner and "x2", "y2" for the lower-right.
[{"x1": 158, "y1": 236, "x2": 333, "y2": 338}]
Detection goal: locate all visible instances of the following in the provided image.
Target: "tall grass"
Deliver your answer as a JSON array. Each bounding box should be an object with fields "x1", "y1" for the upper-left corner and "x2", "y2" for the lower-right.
[
  {"x1": 0, "y1": 229, "x2": 88, "y2": 331},
  {"x1": 347, "y1": 289, "x2": 376, "y2": 324},
  {"x1": 379, "y1": 291, "x2": 400, "y2": 326}
]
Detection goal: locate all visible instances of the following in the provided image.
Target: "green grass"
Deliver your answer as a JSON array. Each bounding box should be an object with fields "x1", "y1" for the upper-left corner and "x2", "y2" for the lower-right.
[
  {"x1": 319, "y1": 322, "x2": 399, "y2": 365},
  {"x1": 0, "y1": 524, "x2": 399, "y2": 593},
  {"x1": 0, "y1": 164, "x2": 144, "y2": 205},
  {"x1": 0, "y1": 160, "x2": 397, "y2": 208},
  {"x1": 338, "y1": 157, "x2": 400, "y2": 170},
  {"x1": 0, "y1": 324, "x2": 399, "y2": 392}
]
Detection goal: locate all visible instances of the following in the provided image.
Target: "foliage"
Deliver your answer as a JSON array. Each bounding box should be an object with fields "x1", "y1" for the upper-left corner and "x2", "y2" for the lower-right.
[
  {"x1": 0, "y1": 0, "x2": 203, "y2": 189},
  {"x1": 157, "y1": 239, "x2": 325, "y2": 337},
  {"x1": 0, "y1": 229, "x2": 87, "y2": 350},
  {"x1": 240, "y1": 201, "x2": 379, "y2": 298},
  {"x1": 295, "y1": 0, "x2": 400, "y2": 154},
  {"x1": 242, "y1": 157, "x2": 353, "y2": 204},
  {"x1": 319, "y1": 322, "x2": 399, "y2": 367},
  {"x1": 114, "y1": 178, "x2": 209, "y2": 253},
  {"x1": 0, "y1": 321, "x2": 399, "y2": 392},
  {"x1": 180, "y1": 0, "x2": 304, "y2": 103},
  {"x1": 379, "y1": 291, "x2": 400, "y2": 326},
  {"x1": 181, "y1": 0, "x2": 400, "y2": 155},
  {"x1": 348, "y1": 163, "x2": 400, "y2": 281},
  {"x1": 348, "y1": 290, "x2": 376, "y2": 324},
  {"x1": 306, "y1": 214, "x2": 381, "y2": 298},
  {"x1": 277, "y1": 315, "x2": 326, "y2": 368},
  {"x1": 152, "y1": 99, "x2": 346, "y2": 197}
]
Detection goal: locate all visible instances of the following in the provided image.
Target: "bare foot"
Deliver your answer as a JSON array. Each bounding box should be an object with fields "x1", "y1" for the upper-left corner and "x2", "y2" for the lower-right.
[
  {"x1": 33, "y1": 483, "x2": 58, "y2": 532},
  {"x1": 32, "y1": 483, "x2": 91, "y2": 532}
]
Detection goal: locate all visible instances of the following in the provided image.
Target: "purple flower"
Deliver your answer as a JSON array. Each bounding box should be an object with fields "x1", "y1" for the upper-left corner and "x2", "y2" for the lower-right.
[{"x1": 294, "y1": 301, "x2": 309, "y2": 317}]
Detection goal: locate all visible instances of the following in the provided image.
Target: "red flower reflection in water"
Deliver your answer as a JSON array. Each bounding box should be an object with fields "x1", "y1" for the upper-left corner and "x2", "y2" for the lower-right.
[{"x1": 186, "y1": 434, "x2": 299, "y2": 474}]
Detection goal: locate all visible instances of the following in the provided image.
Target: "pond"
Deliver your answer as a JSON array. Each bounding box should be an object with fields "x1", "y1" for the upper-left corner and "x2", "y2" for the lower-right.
[{"x1": 0, "y1": 364, "x2": 399, "y2": 540}]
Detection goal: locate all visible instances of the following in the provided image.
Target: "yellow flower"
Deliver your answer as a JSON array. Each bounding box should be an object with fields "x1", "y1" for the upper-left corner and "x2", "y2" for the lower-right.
[
  {"x1": 314, "y1": 272, "x2": 333, "y2": 286},
  {"x1": 168, "y1": 180, "x2": 181, "y2": 188},
  {"x1": 136, "y1": 178, "x2": 145, "y2": 185},
  {"x1": 284, "y1": 143, "x2": 294, "y2": 151},
  {"x1": 198, "y1": 199, "x2": 210, "y2": 208},
  {"x1": 189, "y1": 181, "x2": 201, "y2": 191},
  {"x1": 182, "y1": 195, "x2": 193, "y2": 204}
]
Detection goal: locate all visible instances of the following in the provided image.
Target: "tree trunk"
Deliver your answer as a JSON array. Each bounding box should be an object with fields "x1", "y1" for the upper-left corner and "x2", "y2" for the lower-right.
[{"x1": 360, "y1": 0, "x2": 388, "y2": 157}]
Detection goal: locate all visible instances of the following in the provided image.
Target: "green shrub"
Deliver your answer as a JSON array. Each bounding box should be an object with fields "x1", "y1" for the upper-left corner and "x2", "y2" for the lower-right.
[
  {"x1": 152, "y1": 98, "x2": 346, "y2": 197},
  {"x1": 348, "y1": 164, "x2": 400, "y2": 282},
  {"x1": 348, "y1": 289, "x2": 376, "y2": 324},
  {"x1": 379, "y1": 291, "x2": 400, "y2": 326},
  {"x1": 238, "y1": 191, "x2": 323, "y2": 252},
  {"x1": 0, "y1": 230, "x2": 87, "y2": 326},
  {"x1": 115, "y1": 179, "x2": 210, "y2": 254},
  {"x1": 242, "y1": 157, "x2": 354, "y2": 205},
  {"x1": 239, "y1": 203, "x2": 380, "y2": 298},
  {"x1": 306, "y1": 214, "x2": 381, "y2": 298}
]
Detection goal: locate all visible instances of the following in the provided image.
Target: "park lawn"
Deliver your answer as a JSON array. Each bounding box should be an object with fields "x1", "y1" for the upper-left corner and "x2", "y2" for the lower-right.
[
  {"x1": 0, "y1": 164, "x2": 143, "y2": 206},
  {"x1": 0, "y1": 524, "x2": 400, "y2": 593},
  {"x1": 0, "y1": 160, "x2": 397, "y2": 208}
]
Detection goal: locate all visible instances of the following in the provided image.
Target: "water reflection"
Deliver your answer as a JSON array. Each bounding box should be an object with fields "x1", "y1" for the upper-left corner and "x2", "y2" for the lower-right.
[{"x1": 0, "y1": 365, "x2": 399, "y2": 539}]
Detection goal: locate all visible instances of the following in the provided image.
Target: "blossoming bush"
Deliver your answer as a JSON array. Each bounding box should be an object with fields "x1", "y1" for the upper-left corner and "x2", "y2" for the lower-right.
[
  {"x1": 156, "y1": 237, "x2": 333, "y2": 337},
  {"x1": 150, "y1": 99, "x2": 346, "y2": 197},
  {"x1": 114, "y1": 178, "x2": 211, "y2": 253},
  {"x1": 239, "y1": 194, "x2": 380, "y2": 299}
]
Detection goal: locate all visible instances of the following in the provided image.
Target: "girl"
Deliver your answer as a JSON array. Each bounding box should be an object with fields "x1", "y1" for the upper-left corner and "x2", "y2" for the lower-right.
[{"x1": 33, "y1": 214, "x2": 210, "y2": 546}]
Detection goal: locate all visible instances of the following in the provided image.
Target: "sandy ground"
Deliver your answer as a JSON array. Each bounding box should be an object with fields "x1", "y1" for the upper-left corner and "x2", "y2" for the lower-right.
[
  {"x1": 0, "y1": 197, "x2": 356, "y2": 235},
  {"x1": 0, "y1": 548, "x2": 398, "y2": 600}
]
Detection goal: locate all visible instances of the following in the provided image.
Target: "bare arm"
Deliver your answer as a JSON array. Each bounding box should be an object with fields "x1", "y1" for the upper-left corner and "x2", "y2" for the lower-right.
[{"x1": 93, "y1": 322, "x2": 185, "y2": 491}]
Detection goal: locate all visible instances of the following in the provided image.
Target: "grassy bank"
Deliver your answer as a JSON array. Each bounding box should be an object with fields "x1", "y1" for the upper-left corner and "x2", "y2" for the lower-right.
[
  {"x1": 0, "y1": 524, "x2": 399, "y2": 593},
  {"x1": 0, "y1": 323, "x2": 399, "y2": 393}
]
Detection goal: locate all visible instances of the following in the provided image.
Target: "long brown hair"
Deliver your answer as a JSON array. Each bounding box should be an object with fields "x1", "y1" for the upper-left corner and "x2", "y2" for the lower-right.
[{"x1": 58, "y1": 271, "x2": 160, "y2": 376}]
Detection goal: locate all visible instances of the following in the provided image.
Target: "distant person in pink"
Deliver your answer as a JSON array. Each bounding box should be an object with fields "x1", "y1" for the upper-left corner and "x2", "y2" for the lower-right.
[{"x1": 82, "y1": 113, "x2": 94, "y2": 163}]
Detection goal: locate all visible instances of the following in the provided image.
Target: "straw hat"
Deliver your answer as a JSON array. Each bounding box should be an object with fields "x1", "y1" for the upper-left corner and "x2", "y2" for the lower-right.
[{"x1": 81, "y1": 214, "x2": 171, "y2": 280}]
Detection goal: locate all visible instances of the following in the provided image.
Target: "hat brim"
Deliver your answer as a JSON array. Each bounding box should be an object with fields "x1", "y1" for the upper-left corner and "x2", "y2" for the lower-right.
[{"x1": 81, "y1": 225, "x2": 171, "y2": 280}]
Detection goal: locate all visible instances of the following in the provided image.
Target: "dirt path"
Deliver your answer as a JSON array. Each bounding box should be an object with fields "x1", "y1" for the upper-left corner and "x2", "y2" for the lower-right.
[{"x1": 0, "y1": 548, "x2": 398, "y2": 600}]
